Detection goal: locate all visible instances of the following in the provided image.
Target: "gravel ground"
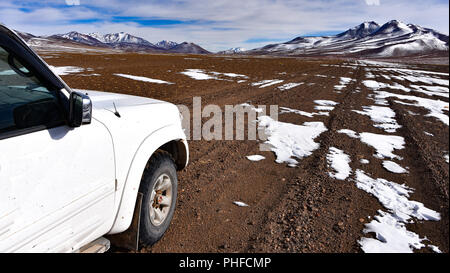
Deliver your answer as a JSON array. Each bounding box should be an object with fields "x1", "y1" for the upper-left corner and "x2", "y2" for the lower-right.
[{"x1": 41, "y1": 51, "x2": 449, "y2": 253}]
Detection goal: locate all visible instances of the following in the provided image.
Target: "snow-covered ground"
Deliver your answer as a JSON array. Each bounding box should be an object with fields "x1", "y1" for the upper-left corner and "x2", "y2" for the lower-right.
[
  {"x1": 257, "y1": 115, "x2": 327, "y2": 167},
  {"x1": 353, "y1": 105, "x2": 401, "y2": 133},
  {"x1": 334, "y1": 77, "x2": 354, "y2": 91},
  {"x1": 345, "y1": 60, "x2": 445, "y2": 252},
  {"x1": 338, "y1": 129, "x2": 405, "y2": 160},
  {"x1": 246, "y1": 155, "x2": 266, "y2": 162},
  {"x1": 180, "y1": 69, "x2": 249, "y2": 81},
  {"x1": 373, "y1": 91, "x2": 449, "y2": 126},
  {"x1": 382, "y1": 160, "x2": 408, "y2": 174},
  {"x1": 280, "y1": 106, "x2": 328, "y2": 118},
  {"x1": 278, "y1": 82, "x2": 304, "y2": 91},
  {"x1": 327, "y1": 147, "x2": 352, "y2": 180},
  {"x1": 237, "y1": 60, "x2": 445, "y2": 252},
  {"x1": 233, "y1": 201, "x2": 249, "y2": 207},
  {"x1": 49, "y1": 65, "x2": 85, "y2": 76},
  {"x1": 236, "y1": 59, "x2": 446, "y2": 252},
  {"x1": 355, "y1": 170, "x2": 440, "y2": 253},
  {"x1": 252, "y1": 79, "x2": 284, "y2": 88},
  {"x1": 114, "y1": 73, "x2": 174, "y2": 84}
]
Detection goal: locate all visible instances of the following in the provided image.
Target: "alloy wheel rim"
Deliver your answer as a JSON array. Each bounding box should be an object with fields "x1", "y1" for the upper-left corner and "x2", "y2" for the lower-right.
[{"x1": 149, "y1": 174, "x2": 173, "y2": 226}]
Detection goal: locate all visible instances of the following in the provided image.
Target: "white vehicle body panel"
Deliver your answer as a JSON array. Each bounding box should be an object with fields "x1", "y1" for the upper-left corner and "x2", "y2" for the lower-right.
[
  {"x1": 0, "y1": 120, "x2": 116, "y2": 252},
  {"x1": 0, "y1": 90, "x2": 188, "y2": 251}
]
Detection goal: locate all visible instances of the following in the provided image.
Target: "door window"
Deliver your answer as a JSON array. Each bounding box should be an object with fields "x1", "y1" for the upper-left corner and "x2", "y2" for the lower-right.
[{"x1": 0, "y1": 46, "x2": 64, "y2": 137}]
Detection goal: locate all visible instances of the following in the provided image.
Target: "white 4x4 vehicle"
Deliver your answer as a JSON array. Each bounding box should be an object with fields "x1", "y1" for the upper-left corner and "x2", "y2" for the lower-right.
[{"x1": 0, "y1": 25, "x2": 188, "y2": 252}]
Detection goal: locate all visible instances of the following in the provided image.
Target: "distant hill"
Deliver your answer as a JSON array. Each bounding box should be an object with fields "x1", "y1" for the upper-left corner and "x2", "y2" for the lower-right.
[
  {"x1": 18, "y1": 30, "x2": 210, "y2": 54},
  {"x1": 247, "y1": 20, "x2": 449, "y2": 58},
  {"x1": 167, "y1": 42, "x2": 210, "y2": 54}
]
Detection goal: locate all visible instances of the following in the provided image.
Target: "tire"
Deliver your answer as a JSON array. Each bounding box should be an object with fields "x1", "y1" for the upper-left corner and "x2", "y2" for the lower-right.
[{"x1": 139, "y1": 151, "x2": 178, "y2": 247}]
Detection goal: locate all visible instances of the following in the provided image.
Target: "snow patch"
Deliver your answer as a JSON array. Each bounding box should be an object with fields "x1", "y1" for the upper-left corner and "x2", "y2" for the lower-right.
[
  {"x1": 180, "y1": 69, "x2": 217, "y2": 80},
  {"x1": 246, "y1": 155, "x2": 266, "y2": 162},
  {"x1": 278, "y1": 82, "x2": 304, "y2": 91},
  {"x1": 355, "y1": 170, "x2": 441, "y2": 253},
  {"x1": 355, "y1": 170, "x2": 440, "y2": 223},
  {"x1": 334, "y1": 77, "x2": 352, "y2": 91},
  {"x1": 359, "y1": 132, "x2": 405, "y2": 160},
  {"x1": 353, "y1": 105, "x2": 401, "y2": 133},
  {"x1": 362, "y1": 80, "x2": 409, "y2": 92},
  {"x1": 252, "y1": 79, "x2": 284, "y2": 88},
  {"x1": 428, "y1": 245, "x2": 442, "y2": 253},
  {"x1": 114, "y1": 73, "x2": 174, "y2": 84},
  {"x1": 257, "y1": 116, "x2": 327, "y2": 167},
  {"x1": 327, "y1": 147, "x2": 352, "y2": 180},
  {"x1": 373, "y1": 91, "x2": 449, "y2": 126},
  {"x1": 314, "y1": 100, "x2": 339, "y2": 106},
  {"x1": 180, "y1": 69, "x2": 248, "y2": 81},
  {"x1": 49, "y1": 65, "x2": 84, "y2": 76},
  {"x1": 410, "y1": 85, "x2": 449, "y2": 98},
  {"x1": 383, "y1": 161, "x2": 408, "y2": 174},
  {"x1": 337, "y1": 129, "x2": 359, "y2": 139},
  {"x1": 211, "y1": 72, "x2": 249, "y2": 78},
  {"x1": 359, "y1": 210, "x2": 425, "y2": 253},
  {"x1": 360, "y1": 159, "x2": 370, "y2": 164},
  {"x1": 233, "y1": 201, "x2": 249, "y2": 207},
  {"x1": 315, "y1": 105, "x2": 335, "y2": 111},
  {"x1": 280, "y1": 107, "x2": 328, "y2": 118},
  {"x1": 338, "y1": 130, "x2": 405, "y2": 160}
]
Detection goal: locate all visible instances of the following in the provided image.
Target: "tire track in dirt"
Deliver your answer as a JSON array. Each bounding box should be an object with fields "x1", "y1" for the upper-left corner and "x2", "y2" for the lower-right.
[
  {"x1": 390, "y1": 102, "x2": 449, "y2": 252},
  {"x1": 250, "y1": 64, "x2": 383, "y2": 252},
  {"x1": 145, "y1": 64, "x2": 356, "y2": 252}
]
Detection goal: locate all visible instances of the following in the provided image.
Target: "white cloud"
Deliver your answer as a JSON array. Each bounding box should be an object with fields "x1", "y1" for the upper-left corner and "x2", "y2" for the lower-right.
[
  {"x1": 365, "y1": 0, "x2": 381, "y2": 6},
  {"x1": 1, "y1": 0, "x2": 448, "y2": 51},
  {"x1": 65, "y1": 0, "x2": 81, "y2": 6}
]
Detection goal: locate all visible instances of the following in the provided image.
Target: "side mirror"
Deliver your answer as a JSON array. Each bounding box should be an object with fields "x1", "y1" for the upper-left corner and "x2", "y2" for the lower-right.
[{"x1": 69, "y1": 91, "x2": 92, "y2": 127}]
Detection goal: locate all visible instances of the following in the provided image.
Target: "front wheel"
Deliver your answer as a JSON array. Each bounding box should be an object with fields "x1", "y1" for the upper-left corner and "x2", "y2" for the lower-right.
[{"x1": 139, "y1": 151, "x2": 178, "y2": 247}]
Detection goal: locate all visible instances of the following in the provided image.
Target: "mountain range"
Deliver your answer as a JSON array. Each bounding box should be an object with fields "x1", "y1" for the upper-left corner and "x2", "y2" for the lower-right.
[
  {"x1": 18, "y1": 31, "x2": 210, "y2": 54},
  {"x1": 217, "y1": 47, "x2": 247, "y2": 54},
  {"x1": 246, "y1": 20, "x2": 448, "y2": 57},
  {"x1": 16, "y1": 20, "x2": 449, "y2": 57}
]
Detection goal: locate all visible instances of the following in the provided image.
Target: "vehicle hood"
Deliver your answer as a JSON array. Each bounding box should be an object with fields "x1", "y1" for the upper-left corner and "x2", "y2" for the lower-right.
[
  {"x1": 73, "y1": 89, "x2": 184, "y2": 142},
  {"x1": 77, "y1": 90, "x2": 167, "y2": 110}
]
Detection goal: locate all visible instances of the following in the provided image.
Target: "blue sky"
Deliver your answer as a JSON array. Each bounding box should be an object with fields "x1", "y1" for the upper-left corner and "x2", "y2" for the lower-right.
[{"x1": 0, "y1": 0, "x2": 448, "y2": 52}]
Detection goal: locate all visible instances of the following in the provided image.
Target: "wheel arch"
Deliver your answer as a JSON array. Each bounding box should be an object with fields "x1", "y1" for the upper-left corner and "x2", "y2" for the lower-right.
[{"x1": 108, "y1": 125, "x2": 188, "y2": 234}]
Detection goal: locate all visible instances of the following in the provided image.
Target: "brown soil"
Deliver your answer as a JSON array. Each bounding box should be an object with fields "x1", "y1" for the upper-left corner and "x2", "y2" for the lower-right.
[{"x1": 41, "y1": 51, "x2": 449, "y2": 253}]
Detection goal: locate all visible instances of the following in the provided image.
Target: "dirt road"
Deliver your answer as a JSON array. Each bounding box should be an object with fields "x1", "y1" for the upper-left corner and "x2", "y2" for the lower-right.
[{"x1": 42, "y1": 52, "x2": 449, "y2": 253}]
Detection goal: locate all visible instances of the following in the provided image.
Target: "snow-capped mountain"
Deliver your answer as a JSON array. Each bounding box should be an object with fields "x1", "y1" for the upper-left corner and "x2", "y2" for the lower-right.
[
  {"x1": 155, "y1": 40, "x2": 178, "y2": 49},
  {"x1": 86, "y1": 32, "x2": 105, "y2": 43},
  {"x1": 41, "y1": 31, "x2": 209, "y2": 53},
  {"x1": 99, "y1": 32, "x2": 155, "y2": 46},
  {"x1": 51, "y1": 31, "x2": 105, "y2": 46},
  {"x1": 217, "y1": 47, "x2": 247, "y2": 54},
  {"x1": 249, "y1": 20, "x2": 449, "y2": 57},
  {"x1": 335, "y1": 21, "x2": 380, "y2": 39},
  {"x1": 53, "y1": 31, "x2": 156, "y2": 48}
]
